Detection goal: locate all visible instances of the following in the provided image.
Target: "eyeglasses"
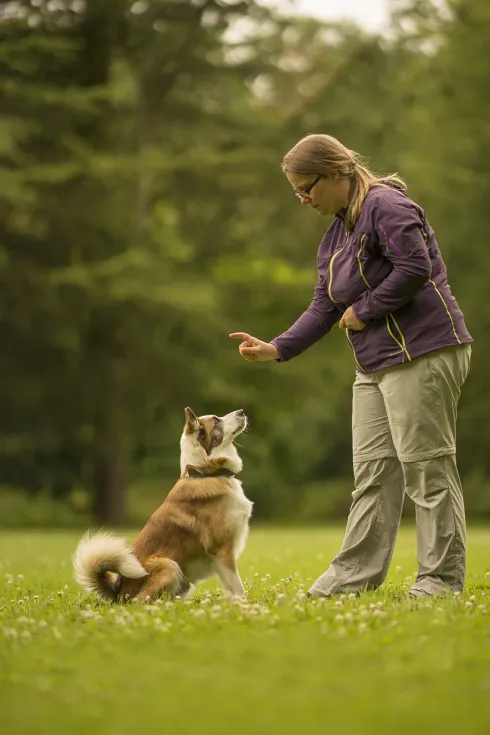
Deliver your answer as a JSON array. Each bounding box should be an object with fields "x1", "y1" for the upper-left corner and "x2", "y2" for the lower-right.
[{"x1": 294, "y1": 175, "x2": 322, "y2": 200}]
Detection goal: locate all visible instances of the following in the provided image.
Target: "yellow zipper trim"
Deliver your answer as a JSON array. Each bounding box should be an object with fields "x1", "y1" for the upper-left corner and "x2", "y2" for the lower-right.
[
  {"x1": 385, "y1": 314, "x2": 411, "y2": 362},
  {"x1": 328, "y1": 234, "x2": 349, "y2": 303},
  {"x1": 420, "y1": 225, "x2": 461, "y2": 345},
  {"x1": 429, "y1": 281, "x2": 462, "y2": 344},
  {"x1": 345, "y1": 328, "x2": 365, "y2": 373},
  {"x1": 357, "y1": 233, "x2": 411, "y2": 362},
  {"x1": 332, "y1": 232, "x2": 365, "y2": 371},
  {"x1": 357, "y1": 234, "x2": 370, "y2": 288}
]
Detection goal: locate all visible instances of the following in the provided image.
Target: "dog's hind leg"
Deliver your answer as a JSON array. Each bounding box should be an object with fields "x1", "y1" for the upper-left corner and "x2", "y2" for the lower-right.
[
  {"x1": 134, "y1": 557, "x2": 187, "y2": 602},
  {"x1": 214, "y1": 551, "x2": 245, "y2": 598}
]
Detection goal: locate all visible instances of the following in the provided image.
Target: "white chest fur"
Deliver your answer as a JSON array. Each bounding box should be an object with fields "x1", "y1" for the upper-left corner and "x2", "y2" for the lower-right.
[
  {"x1": 227, "y1": 478, "x2": 253, "y2": 558},
  {"x1": 228, "y1": 478, "x2": 253, "y2": 517}
]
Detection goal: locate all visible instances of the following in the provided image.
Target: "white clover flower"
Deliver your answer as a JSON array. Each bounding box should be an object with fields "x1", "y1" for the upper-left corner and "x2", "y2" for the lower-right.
[
  {"x1": 334, "y1": 614, "x2": 344, "y2": 623},
  {"x1": 38, "y1": 620, "x2": 48, "y2": 629},
  {"x1": 17, "y1": 574, "x2": 24, "y2": 582},
  {"x1": 17, "y1": 616, "x2": 28, "y2": 625},
  {"x1": 335, "y1": 600, "x2": 344, "y2": 608},
  {"x1": 359, "y1": 623, "x2": 368, "y2": 633},
  {"x1": 21, "y1": 630, "x2": 31, "y2": 639},
  {"x1": 348, "y1": 593, "x2": 357, "y2": 600},
  {"x1": 3, "y1": 627, "x2": 18, "y2": 639},
  {"x1": 192, "y1": 609, "x2": 206, "y2": 618},
  {"x1": 275, "y1": 594, "x2": 287, "y2": 607},
  {"x1": 395, "y1": 566, "x2": 403, "y2": 572}
]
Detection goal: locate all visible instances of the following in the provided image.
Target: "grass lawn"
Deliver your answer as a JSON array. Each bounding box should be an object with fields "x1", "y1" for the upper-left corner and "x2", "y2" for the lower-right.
[{"x1": 1, "y1": 525, "x2": 490, "y2": 735}]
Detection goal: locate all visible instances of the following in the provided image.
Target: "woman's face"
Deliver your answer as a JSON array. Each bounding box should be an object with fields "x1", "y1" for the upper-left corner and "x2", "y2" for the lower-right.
[{"x1": 285, "y1": 170, "x2": 348, "y2": 216}]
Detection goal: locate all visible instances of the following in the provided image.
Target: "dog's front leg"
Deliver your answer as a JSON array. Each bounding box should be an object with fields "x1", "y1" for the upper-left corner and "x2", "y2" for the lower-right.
[{"x1": 214, "y1": 551, "x2": 246, "y2": 598}]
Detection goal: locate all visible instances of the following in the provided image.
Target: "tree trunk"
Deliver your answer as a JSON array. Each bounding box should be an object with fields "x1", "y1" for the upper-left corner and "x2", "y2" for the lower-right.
[
  {"x1": 92, "y1": 355, "x2": 129, "y2": 526},
  {"x1": 93, "y1": 445, "x2": 127, "y2": 526}
]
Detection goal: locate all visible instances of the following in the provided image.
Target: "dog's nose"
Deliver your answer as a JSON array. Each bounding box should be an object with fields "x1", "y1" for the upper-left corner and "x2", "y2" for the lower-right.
[{"x1": 236, "y1": 409, "x2": 245, "y2": 416}]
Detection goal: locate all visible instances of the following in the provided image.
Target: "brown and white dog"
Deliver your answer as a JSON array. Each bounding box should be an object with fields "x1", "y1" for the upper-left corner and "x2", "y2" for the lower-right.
[{"x1": 73, "y1": 408, "x2": 253, "y2": 602}]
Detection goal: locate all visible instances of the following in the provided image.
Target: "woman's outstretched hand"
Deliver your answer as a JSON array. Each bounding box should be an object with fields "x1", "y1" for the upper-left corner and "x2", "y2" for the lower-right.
[{"x1": 229, "y1": 332, "x2": 280, "y2": 362}]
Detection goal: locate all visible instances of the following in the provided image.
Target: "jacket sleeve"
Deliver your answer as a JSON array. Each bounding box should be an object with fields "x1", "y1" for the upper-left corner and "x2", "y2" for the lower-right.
[
  {"x1": 270, "y1": 276, "x2": 341, "y2": 362},
  {"x1": 352, "y1": 194, "x2": 432, "y2": 323}
]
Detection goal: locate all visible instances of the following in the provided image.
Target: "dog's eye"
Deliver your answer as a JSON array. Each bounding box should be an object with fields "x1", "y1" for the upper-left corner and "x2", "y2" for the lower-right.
[
  {"x1": 198, "y1": 425, "x2": 206, "y2": 437},
  {"x1": 213, "y1": 416, "x2": 220, "y2": 423}
]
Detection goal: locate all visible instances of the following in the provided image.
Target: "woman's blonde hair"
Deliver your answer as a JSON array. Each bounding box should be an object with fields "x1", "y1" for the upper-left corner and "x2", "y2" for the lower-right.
[{"x1": 282, "y1": 134, "x2": 406, "y2": 231}]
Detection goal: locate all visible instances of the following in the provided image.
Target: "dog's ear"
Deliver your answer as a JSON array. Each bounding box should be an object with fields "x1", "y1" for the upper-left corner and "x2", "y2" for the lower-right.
[{"x1": 184, "y1": 406, "x2": 200, "y2": 434}]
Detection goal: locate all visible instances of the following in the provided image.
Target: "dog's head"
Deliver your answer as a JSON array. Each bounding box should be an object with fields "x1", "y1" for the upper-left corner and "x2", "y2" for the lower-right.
[{"x1": 180, "y1": 408, "x2": 247, "y2": 475}]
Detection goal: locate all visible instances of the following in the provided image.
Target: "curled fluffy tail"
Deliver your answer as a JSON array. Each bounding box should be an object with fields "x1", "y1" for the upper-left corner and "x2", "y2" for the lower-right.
[{"x1": 73, "y1": 530, "x2": 147, "y2": 601}]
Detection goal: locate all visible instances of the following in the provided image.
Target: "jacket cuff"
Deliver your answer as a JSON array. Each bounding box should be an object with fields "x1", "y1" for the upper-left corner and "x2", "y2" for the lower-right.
[{"x1": 269, "y1": 339, "x2": 287, "y2": 363}]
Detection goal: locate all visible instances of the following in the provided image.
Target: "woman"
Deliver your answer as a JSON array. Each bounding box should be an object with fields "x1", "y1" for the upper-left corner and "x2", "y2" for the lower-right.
[{"x1": 230, "y1": 133, "x2": 472, "y2": 599}]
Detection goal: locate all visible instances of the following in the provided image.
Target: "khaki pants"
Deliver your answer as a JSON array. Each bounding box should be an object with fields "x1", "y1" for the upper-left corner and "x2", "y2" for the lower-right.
[{"x1": 309, "y1": 344, "x2": 472, "y2": 598}]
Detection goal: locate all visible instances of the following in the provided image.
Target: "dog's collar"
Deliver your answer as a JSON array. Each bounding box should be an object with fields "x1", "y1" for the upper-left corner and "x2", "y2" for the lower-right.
[{"x1": 185, "y1": 467, "x2": 237, "y2": 479}]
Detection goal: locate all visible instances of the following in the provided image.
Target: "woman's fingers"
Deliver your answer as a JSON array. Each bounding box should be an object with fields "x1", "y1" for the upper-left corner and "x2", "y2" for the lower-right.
[
  {"x1": 229, "y1": 332, "x2": 254, "y2": 343},
  {"x1": 240, "y1": 346, "x2": 259, "y2": 355}
]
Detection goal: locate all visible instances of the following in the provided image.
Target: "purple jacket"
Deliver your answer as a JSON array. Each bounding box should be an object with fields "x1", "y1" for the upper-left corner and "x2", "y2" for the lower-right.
[{"x1": 271, "y1": 184, "x2": 472, "y2": 373}]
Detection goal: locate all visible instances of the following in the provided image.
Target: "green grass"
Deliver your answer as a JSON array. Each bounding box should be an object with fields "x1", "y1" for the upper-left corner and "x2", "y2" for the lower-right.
[{"x1": 1, "y1": 526, "x2": 490, "y2": 735}]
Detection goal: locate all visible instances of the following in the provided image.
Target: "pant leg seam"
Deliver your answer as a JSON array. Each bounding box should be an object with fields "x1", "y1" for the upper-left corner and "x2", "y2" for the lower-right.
[
  {"x1": 442, "y1": 454, "x2": 464, "y2": 588},
  {"x1": 333, "y1": 486, "x2": 384, "y2": 592}
]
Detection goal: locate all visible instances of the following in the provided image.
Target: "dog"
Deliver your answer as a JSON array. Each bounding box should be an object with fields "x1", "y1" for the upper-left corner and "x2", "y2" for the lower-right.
[{"x1": 73, "y1": 407, "x2": 253, "y2": 602}]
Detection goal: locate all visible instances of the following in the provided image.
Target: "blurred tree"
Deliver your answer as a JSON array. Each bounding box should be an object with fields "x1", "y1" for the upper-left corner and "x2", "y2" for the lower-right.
[{"x1": 0, "y1": 0, "x2": 488, "y2": 526}]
